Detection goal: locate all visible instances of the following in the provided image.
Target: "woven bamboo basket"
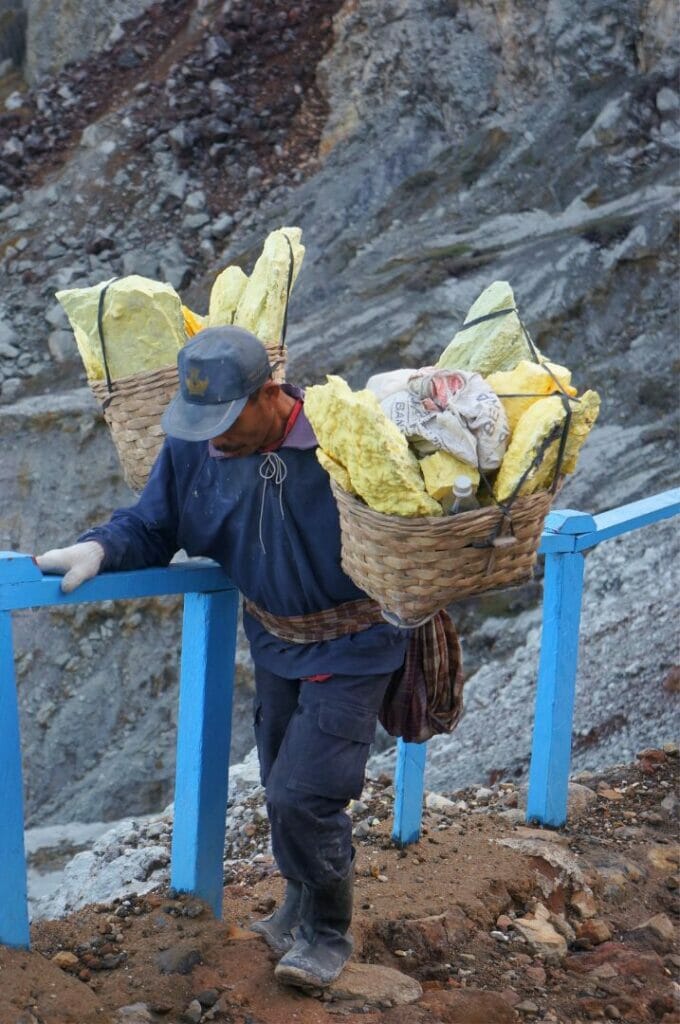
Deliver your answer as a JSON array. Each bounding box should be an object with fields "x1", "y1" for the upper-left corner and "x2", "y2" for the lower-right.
[
  {"x1": 330, "y1": 479, "x2": 554, "y2": 626},
  {"x1": 91, "y1": 341, "x2": 288, "y2": 493},
  {"x1": 91, "y1": 364, "x2": 180, "y2": 493}
]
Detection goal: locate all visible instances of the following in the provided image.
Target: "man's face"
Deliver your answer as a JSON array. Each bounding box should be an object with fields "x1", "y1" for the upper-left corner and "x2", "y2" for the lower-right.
[{"x1": 210, "y1": 387, "x2": 276, "y2": 456}]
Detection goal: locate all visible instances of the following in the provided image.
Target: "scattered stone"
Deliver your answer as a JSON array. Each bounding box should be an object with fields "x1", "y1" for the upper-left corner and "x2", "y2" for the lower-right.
[
  {"x1": 629, "y1": 913, "x2": 675, "y2": 952},
  {"x1": 647, "y1": 845, "x2": 679, "y2": 872},
  {"x1": 182, "y1": 999, "x2": 203, "y2": 1023},
  {"x1": 183, "y1": 211, "x2": 211, "y2": 230},
  {"x1": 326, "y1": 962, "x2": 422, "y2": 1006},
  {"x1": 420, "y1": 987, "x2": 517, "y2": 1023},
  {"x1": 597, "y1": 786, "x2": 624, "y2": 801},
  {"x1": 566, "y1": 782, "x2": 598, "y2": 816},
  {"x1": 121, "y1": 250, "x2": 159, "y2": 278},
  {"x1": 155, "y1": 942, "x2": 202, "y2": 975},
  {"x1": 496, "y1": 837, "x2": 585, "y2": 887},
  {"x1": 115, "y1": 1005, "x2": 154, "y2": 1023},
  {"x1": 637, "y1": 748, "x2": 667, "y2": 770},
  {"x1": 48, "y1": 329, "x2": 78, "y2": 362},
  {"x1": 376, "y1": 907, "x2": 472, "y2": 962},
  {"x1": 51, "y1": 950, "x2": 80, "y2": 970},
  {"x1": 210, "y1": 213, "x2": 234, "y2": 239},
  {"x1": 525, "y1": 965, "x2": 547, "y2": 986},
  {"x1": 195, "y1": 989, "x2": 219, "y2": 1007},
  {"x1": 570, "y1": 890, "x2": 598, "y2": 919},
  {"x1": 425, "y1": 792, "x2": 458, "y2": 814},
  {"x1": 575, "y1": 918, "x2": 612, "y2": 947},
  {"x1": 516, "y1": 1000, "x2": 539, "y2": 1014},
  {"x1": 0, "y1": 337, "x2": 19, "y2": 359},
  {"x1": 512, "y1": 904, "x2": 568, "y2": 959},
  {"x1": 183, "y1": 190, "x2": 207, "y2": 212},
  {"x1": 656, "y1": 87, "x2": 680, "y2": 114}
]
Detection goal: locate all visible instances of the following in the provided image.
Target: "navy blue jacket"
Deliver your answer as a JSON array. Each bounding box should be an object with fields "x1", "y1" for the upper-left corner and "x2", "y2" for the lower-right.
[{"x1": 80, "y1": 436, "x2": 408, "y2": 678}]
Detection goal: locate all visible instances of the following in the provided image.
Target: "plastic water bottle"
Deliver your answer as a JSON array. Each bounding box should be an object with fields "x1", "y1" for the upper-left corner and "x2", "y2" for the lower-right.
[{"x1": 447, "y1": 475, "x2": 480, "y2": 515}]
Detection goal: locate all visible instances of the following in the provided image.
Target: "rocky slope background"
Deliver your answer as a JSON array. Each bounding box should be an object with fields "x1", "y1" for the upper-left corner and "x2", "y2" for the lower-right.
[{"x1": 0, "y1": 0, "x2": 677, "y2": 840}]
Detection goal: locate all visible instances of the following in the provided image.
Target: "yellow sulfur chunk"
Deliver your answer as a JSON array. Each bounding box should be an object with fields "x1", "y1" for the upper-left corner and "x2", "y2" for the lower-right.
[
  {"x1": 419, "y1": 451, "x2": 480, "y2": 501},
  {"x1": 494, "y1": 390, "x2": 601, "y2": 501},
  {"x1": 253, "y1": 227, "x2": 305, "y2": 344},
  {"x1": 56, "y1": 275, "x2": 186, "y2": 382},
  {"x1": 486, "y1": 360, "x2": 578, "y2": 433},
  {"x1": 182, "y1": 305, "x2": 207, "y2": 338},
  {"x1": 234, "y1": 227, "x2": 305, "y2": 342},
  {"x1": 208, "y1": 265, "x2": 248, "y2": 327},
  {"x1": 437, "y1": 281, "x2": 541, "y2": 376},
  {"x1": 316, "y1": 449, "x2": 357, "y2": 495},
  {"x1": 305, "y1": 376, "x2": 442, "y2": 517}
]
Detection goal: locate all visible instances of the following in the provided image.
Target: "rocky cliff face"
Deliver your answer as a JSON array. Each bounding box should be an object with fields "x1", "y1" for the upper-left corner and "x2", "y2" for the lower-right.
[
  {"x1": 0, "y1": 0, "x2": 677, "y2": 825},
  {"x1": 24, "y1": 0, "x2": 157, "y2": 83}
]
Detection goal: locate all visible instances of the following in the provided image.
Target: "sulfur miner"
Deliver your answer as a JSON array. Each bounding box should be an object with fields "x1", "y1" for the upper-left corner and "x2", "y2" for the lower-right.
[{"x1": 35, "y1": 326, "x2": 435, "y2": 997}]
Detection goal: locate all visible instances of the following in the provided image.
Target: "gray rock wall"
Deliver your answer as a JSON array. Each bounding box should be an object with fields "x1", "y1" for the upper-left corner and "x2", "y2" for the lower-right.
[
  {"x1": 0, "y1": 0, "x2": 26, "y2": 69},
  {"x1": 23, "y1": 0, "x2": 154, "y2": 82},
  {"x1": 0, "y1": 0, "x2": 677, "y2": 826}
]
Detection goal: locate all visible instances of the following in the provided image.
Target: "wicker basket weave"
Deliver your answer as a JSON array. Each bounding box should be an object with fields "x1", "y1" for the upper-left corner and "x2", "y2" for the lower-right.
[
  {"x1": 91, "y1": 364, "x2": 180, "y2": 493},
  {"x1": 90, "y1": 341, "x2": 288, "y2": 493},
  {"x1": 330, "y1": 479, "x2": 554, "y2": 626}
]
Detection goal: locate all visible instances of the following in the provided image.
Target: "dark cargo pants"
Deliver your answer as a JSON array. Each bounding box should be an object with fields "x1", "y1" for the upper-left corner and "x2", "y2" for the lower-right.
[{"x1": 253, "y1": 666, "x2": 393, "y2": 888}]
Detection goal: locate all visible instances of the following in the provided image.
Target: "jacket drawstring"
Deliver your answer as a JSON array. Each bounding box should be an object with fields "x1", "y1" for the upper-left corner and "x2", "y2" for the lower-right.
[{"x1": 258, "y1": 452, "x2": 288, "y2": 554}]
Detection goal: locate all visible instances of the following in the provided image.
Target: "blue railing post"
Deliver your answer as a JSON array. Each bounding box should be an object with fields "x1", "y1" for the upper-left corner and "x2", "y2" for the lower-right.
[
  {"x1": 526, "y1": 510, "x2": 595, "y2": 826},
  {"x1": 0, "y1": 608, "x2": 30, "y2": 948},
  {"x1": 391, "y1": 739, "x2": 427, "y2": 845},
  {"x1": 170, "y1": 590, "x2": 239, "y2": 916}
]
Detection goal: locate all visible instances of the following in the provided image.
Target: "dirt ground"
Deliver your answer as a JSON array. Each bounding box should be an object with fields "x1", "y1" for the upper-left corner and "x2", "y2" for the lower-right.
[{"x1": 1, "y1": 750, "x2": 678, "y2": 1024}]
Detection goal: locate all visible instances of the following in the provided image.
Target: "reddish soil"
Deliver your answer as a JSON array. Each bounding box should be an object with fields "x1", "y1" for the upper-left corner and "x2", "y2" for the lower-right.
[{"x1": 1, "y1": 753, "x2": 678, "y2": 1024}]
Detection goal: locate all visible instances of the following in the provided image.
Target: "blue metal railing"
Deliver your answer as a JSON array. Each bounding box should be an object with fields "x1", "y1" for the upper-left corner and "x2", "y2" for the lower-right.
[
  {"x1": 391, "y1": 488, "x2": 680, "y2": 845},
  {"x1": 1, "y1": 487, "x2": 678, "y2": 948},
  {"x1": 0, "y1": 554, "x2": 238, "y2": 948}
]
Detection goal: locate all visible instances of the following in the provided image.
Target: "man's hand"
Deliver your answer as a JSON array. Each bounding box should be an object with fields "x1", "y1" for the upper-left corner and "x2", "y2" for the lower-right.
[{"x1": 36, "y1": 541, "x2": 105, "y2": 593}]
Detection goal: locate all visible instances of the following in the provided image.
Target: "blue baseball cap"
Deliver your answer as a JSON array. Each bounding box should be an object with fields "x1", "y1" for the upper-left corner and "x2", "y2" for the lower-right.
[{"x1": 161, "y1": 326, "x2": 272, "y2": 441}]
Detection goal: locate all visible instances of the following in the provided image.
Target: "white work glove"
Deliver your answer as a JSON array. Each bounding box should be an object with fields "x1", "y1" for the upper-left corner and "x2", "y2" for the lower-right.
[{"x1": 36, "y1": 541, "x2": 105, "y2": 594}]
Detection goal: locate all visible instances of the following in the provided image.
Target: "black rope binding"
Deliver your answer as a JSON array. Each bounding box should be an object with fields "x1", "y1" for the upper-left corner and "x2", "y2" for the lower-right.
[
  {"x1": 96, "y1": 279, "x2": 117, "y2": 409},
  {"x1": 280, "y1": 234, "x2": 295, "y2": 355}
]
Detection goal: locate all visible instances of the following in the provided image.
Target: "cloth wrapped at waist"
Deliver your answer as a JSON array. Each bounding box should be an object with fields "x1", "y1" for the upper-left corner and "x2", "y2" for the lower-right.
[{"x1": 244, "y1": 598, "x2": 465, "y2": 743}]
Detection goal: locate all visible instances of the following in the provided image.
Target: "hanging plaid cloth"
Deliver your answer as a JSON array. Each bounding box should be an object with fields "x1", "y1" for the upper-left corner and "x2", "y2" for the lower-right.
[{"x1": 378, "y1": 610, "x2": 464, "y2": 743}]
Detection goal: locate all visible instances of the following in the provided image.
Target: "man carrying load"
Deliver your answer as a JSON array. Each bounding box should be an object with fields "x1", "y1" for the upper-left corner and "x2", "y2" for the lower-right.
[{"x1": 37, "y1": 325, "x2": 410, "y2": 991}]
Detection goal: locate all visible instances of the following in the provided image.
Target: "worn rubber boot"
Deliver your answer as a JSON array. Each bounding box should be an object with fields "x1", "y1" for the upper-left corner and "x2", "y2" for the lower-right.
[
  {"x1": 251, "y1": 879, "x2": 303, "y2": 954},
  {"x1": 274, "y1": 867, "x2": 354, "y2": 989}
]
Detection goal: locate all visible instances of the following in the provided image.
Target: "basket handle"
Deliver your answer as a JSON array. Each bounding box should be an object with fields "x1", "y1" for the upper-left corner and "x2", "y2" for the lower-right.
[
  {"x1": 96, "y1": 279, "x2": 116, "y2": 401},
  {"x1": 278, "y1": 234, "x2": 295, "y2": 360}
]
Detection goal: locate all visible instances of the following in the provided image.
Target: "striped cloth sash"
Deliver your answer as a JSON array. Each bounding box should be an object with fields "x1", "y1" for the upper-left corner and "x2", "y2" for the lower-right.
[
  {"x1": 243, "y1": 597, "x2": 385, "y2": 643},
  {"x1": 244, "y1": 598, "x2": 466, "y2": 744}
]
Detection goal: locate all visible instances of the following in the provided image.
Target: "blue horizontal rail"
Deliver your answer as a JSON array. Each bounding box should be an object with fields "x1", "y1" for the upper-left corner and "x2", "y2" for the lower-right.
[
  {"x1": 538, "y1": 490, "x2": 680, "y2": 553},
  {"x1": 0, "y1": 553, "x2": 234, "y2": 610},
  {"x1": 0, "y1": 554, "x2": 238, "y2": 949},
  {"x1": 392, "y1": 488, "x2": 680, "y2": 844}
]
